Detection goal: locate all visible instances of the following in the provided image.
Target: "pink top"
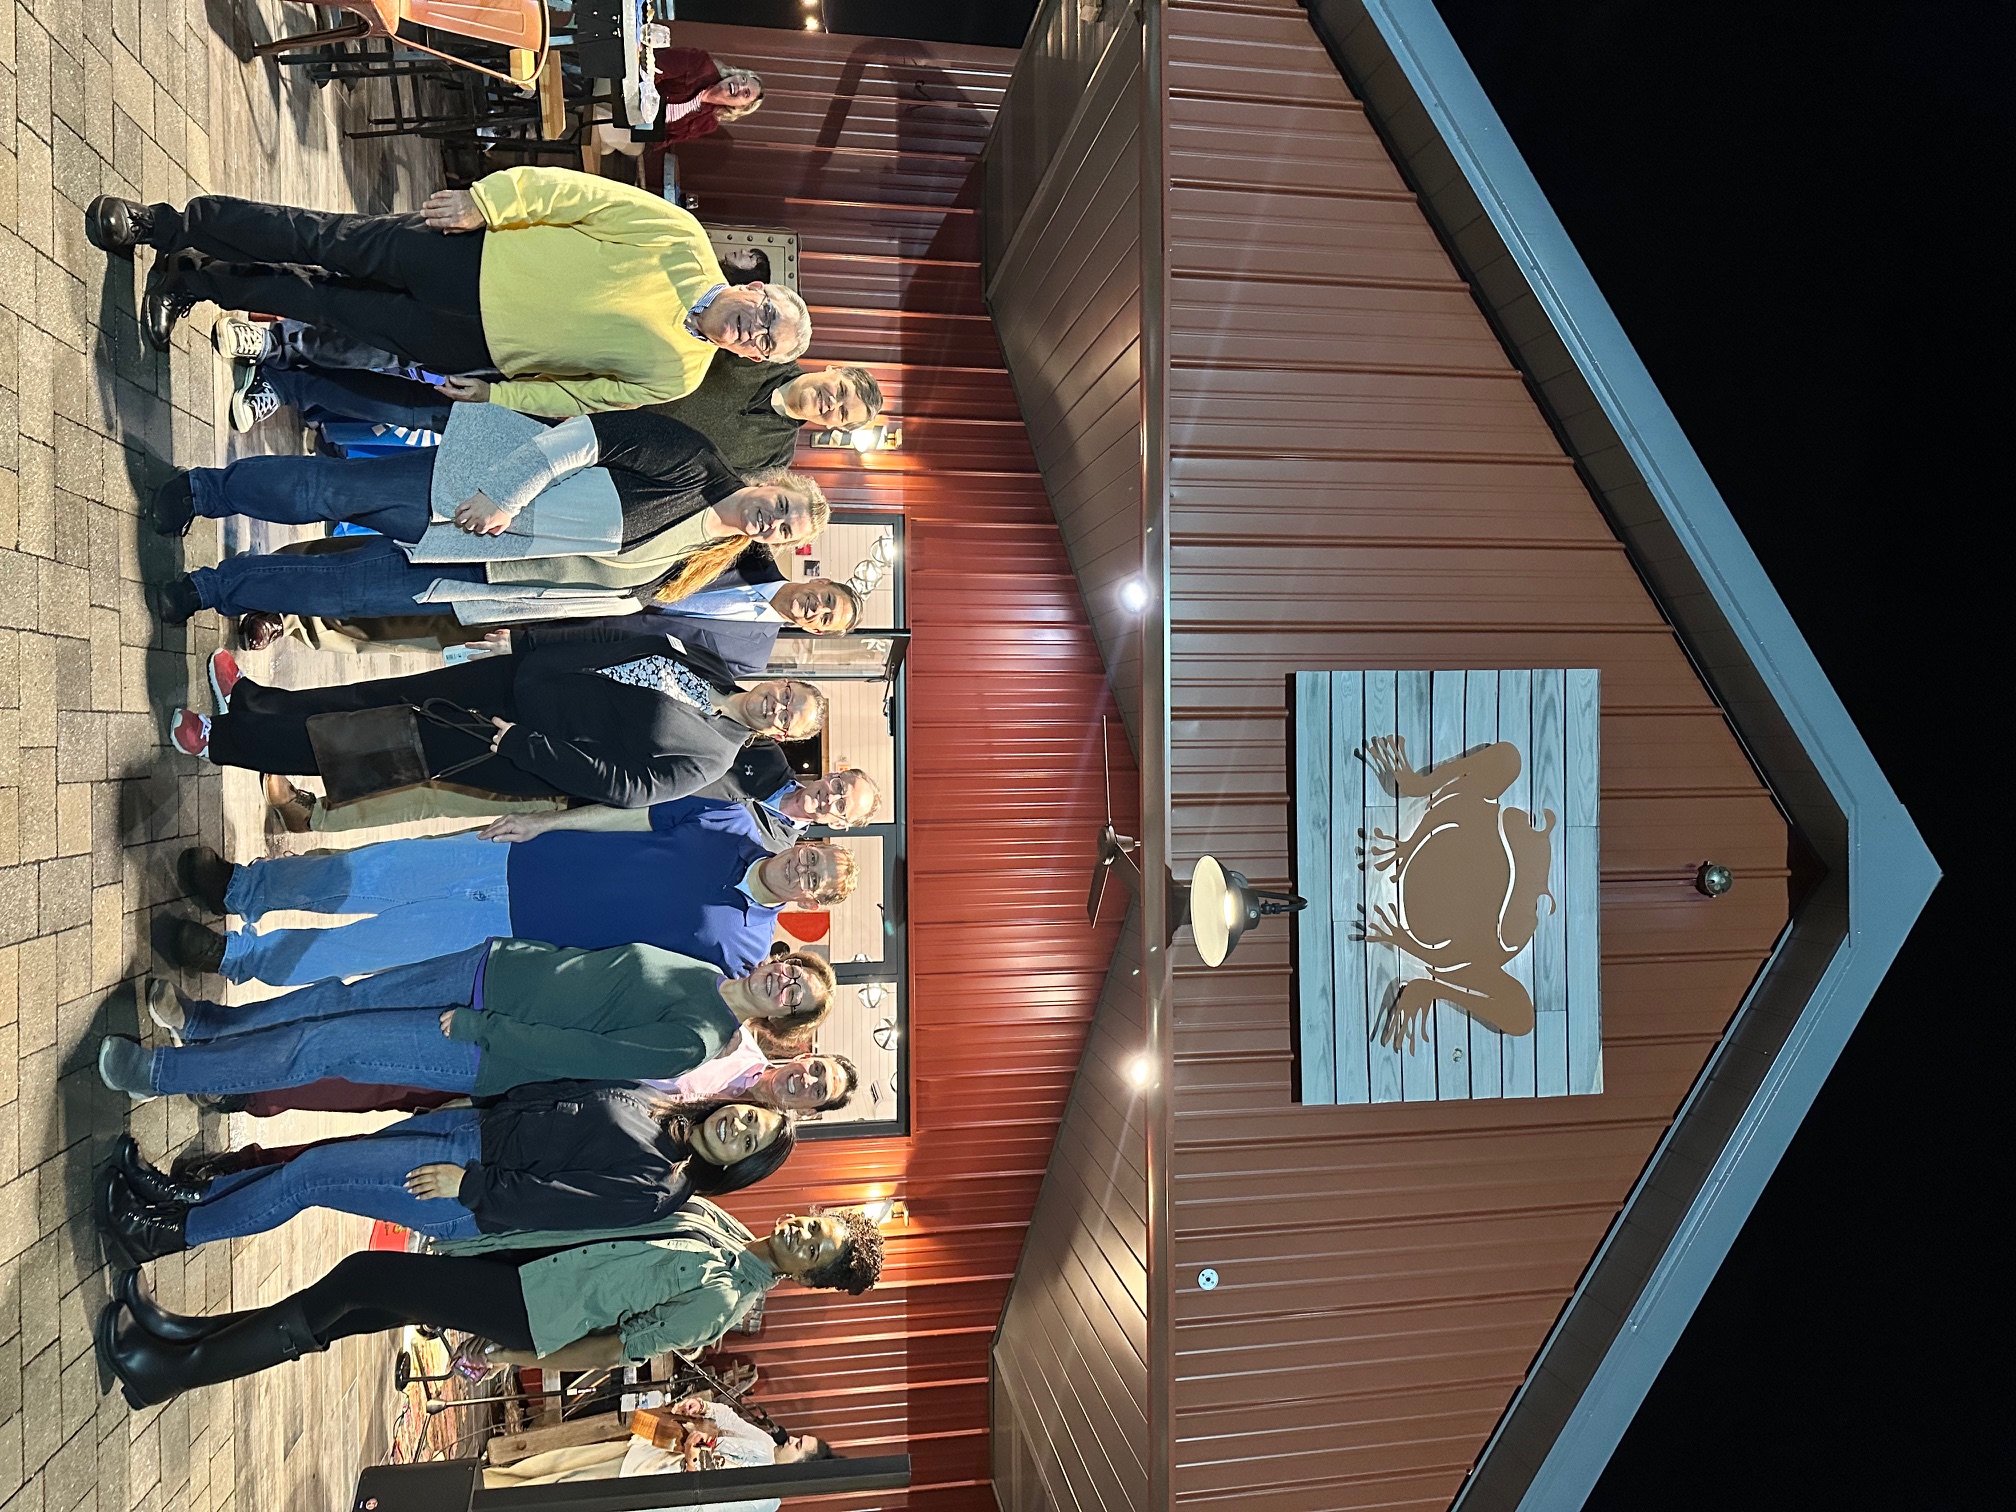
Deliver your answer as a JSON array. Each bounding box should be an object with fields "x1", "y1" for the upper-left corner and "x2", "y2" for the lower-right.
[{"x1": 644, "y1": 1027, "x2": 769, "y2": 1100}]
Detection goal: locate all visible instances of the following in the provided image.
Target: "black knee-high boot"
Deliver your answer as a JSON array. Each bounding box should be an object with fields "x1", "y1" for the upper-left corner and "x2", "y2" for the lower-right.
[
  {"x1": 97, "y1": 1295, "x2": 325, "y2": 1409},
  {"x1": 115, "y1": 1269, "x2": 232, "y2": 1345}
]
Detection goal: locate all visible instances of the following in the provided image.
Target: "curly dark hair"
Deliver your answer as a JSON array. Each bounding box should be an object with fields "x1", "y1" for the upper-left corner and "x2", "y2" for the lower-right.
[{"x1": 802, "y1": 1209, "x2": 885, "y2": 1296}]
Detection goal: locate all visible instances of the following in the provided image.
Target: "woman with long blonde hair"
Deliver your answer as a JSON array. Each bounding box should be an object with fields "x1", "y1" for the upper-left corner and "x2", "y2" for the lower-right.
[{"x1": 149, "y1": 411, "x2": 826, "y2": 632}]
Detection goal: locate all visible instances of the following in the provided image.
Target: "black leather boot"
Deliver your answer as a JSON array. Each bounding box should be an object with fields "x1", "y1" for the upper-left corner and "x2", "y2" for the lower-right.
[
  {"x1": 160, "y1": 917, "x2": 227, "y2": 974},
  {"x1": 115, "y1": 1134, "x2": 205, "y2": 1208},
  {"x1": 95, "y1": 1167, "x2": 188, "y2": 1266},
  {"x1": 175, "y1": 846, "x2": 235, "y2": 917},
  {"x1": 142, "y1": 254, "x2": 200, "y2": 352},
  {"x1": 98, "y1": 1295, "x2": 326, "y2": 1408},
  {"x1": 149, "y1": 472, "x2": 195, "y2": 538},
  {"x1": 116, "y1": 1267, "x2": 231, "y2": 1345},
  {"x1": 85, "y1": 195, "x2": 156, "y2": 256}
]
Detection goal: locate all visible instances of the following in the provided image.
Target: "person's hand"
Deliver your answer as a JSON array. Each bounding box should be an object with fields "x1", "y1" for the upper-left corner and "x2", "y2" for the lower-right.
[
  {"x1": 453, "y1": 493, "x2": 513, "y2": 535},
  {"x1": 436, "y1": 376, "x2": 491, "y2": 403},
  {"x1": 458, "y1": 628, "x2": 514, "y2": 660},
  {"x1": 439, "y1": 1009, "x2": 458, "y2": 1035},
  {"x1": 404, "y1": 1163, "x2": 465, "y2": 1199},
  {"x1": 489, "y1": 717, "x2": 515, "y2": 753},
  {"x1": 479, "y1": 813, "x2": 554, "y2": 843},
  {"x1": 422, "y1": 188, "x2": 486, "y2": 232}
]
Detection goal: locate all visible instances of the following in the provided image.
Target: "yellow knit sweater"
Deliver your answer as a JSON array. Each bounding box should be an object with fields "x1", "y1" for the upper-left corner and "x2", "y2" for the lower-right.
[{"x1": 470, "y1": 167, "x2": 726, "y2": 417}]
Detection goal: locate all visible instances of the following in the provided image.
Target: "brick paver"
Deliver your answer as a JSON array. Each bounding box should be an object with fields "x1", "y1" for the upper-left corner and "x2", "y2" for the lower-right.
[{"x1": 2, "y1": 4, "x2": 444, "y2": 1508}]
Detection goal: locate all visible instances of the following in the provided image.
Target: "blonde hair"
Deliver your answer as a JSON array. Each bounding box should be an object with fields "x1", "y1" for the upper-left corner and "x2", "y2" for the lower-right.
[
  {"x1": 714, "y1": 68, "x2": 764, "y2": 122},
  {"x1": 650, "y1": 472, "x2": 829, "y2": 605},
  {"x1": 810, "y1": 843, "x2": 860, "y2": 906}
]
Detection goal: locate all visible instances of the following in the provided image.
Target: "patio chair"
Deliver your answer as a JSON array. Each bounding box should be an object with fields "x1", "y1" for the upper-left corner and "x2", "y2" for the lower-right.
[{"x1": 255, "y1": 1, "x2": 549, "y2": 90}]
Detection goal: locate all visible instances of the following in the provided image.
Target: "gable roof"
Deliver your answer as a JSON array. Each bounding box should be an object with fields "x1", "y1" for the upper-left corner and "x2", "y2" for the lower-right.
[
  {"x1": 1296, "y1": 2, "x2": 1939, "y2": 1504},
  {"x1": 981, "y1": 1, "x2": 1936, "y2": 1507}
]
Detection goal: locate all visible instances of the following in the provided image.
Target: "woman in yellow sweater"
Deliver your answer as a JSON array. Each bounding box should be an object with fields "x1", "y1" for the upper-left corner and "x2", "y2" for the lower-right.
[{"x1": 83, "y1": 167, "x2": 813, "y2": 416}]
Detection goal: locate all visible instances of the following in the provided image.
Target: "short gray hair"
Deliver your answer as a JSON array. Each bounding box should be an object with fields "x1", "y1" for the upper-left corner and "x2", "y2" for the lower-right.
[{"x1": 767, "y1": 286, "x2": 813, "y2": 364}]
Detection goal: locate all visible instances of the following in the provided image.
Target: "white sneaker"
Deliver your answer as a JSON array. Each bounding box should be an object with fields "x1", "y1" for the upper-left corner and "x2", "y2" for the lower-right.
[
  {"x1": 230, "y1": 368, "x2": 282, "y2": 433},
  {"x1": 212, "y1": 316, "x2": 276, "y2": 362},
  {"x1": 144, "y1": 978, "x2": 187, "y2": 1046}
]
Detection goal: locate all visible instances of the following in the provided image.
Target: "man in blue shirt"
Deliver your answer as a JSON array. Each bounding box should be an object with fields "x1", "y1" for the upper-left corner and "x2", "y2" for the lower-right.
[{"x1": 168, "y1": 798, "x2": 857, "y2": 987}]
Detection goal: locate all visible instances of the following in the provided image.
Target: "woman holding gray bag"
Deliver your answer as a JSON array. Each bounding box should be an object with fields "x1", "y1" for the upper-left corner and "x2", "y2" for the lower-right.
[{"x1": 145, "y1": 410, "x2": 824, "y2": 628}]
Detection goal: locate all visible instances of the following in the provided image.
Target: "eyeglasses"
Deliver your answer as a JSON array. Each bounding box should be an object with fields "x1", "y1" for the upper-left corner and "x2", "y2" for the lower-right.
[
  {"x1": 774, "y1": 965, "x2": 812, "y2": 1012},
  {"x1": 745, "y1": 296, "x2": 780, "y2": 358}
]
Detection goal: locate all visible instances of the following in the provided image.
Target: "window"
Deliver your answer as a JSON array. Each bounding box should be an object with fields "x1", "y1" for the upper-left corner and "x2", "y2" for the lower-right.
[{"x1": 765, "y1": 517, "x2": 907, "y2": 1138}]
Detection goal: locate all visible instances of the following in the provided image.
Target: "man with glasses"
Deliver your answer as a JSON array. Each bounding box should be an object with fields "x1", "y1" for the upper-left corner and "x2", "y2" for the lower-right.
[
  {"x1": 85, "y1": 166, "x2": 813, "y2": 416},
  {"x1": 482, "y1": 764, "x2": 881, "y2": 853},
  {"x1": 165, "y1": 797, "x2": 859, "y2": 987},
  {"x1": 685, "y1": 282, "x2": 814, "y2": 366}
]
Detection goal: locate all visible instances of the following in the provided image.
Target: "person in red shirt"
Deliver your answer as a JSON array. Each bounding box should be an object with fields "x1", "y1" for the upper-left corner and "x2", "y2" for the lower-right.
[{"x1": 597, "y1": 47, "x2": 764, "y2": 181}]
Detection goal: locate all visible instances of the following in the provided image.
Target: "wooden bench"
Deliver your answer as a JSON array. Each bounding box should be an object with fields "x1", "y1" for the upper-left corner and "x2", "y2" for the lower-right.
[{"x1": 1289, "y1": 669, "x2": 1602, "y2": 1104}]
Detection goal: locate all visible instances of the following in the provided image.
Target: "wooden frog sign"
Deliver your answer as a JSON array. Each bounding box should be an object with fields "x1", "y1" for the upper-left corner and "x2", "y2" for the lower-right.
[{"x1": 1360, "y1": 735, "x2": 1556, "y2": 1051}]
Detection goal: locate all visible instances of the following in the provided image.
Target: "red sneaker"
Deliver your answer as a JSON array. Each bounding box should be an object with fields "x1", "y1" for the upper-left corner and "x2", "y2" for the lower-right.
[
  {"x1": 206, "y1": 649, "x2": 242, "y2": 710},
  {"x1": 167, "y1": 707, "x2": 210, "y2": 759}
]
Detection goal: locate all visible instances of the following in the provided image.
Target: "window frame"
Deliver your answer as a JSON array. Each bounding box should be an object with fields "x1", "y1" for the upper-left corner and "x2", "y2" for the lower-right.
[{"x1": 776, "y1": 513, "x2": 909, "y2": 1142}]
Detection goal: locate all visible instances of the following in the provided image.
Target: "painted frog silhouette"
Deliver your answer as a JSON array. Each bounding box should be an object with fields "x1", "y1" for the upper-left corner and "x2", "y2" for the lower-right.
[{"x1": 1360, "y1": 735, "x2": 1556, "y2": 1052}]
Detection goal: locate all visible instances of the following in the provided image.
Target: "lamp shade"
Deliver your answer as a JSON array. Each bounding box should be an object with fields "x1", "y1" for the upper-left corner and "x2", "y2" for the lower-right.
[{"x1": 1189, "y1": 856, "x2": 1242, "y2": 967}]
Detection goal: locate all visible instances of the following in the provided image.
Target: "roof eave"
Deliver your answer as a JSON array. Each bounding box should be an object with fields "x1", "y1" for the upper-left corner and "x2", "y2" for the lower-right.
[{"x1": 1297, "y1": 2, "x2": 1940, "y2": 1508}]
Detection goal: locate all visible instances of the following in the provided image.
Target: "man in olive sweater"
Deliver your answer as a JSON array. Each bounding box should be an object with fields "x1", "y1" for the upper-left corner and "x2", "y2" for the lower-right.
[
  {"x1": 96, "y1": 941, "x2": 837, "y2": 1102},
  {"x1": 645, "y1": 350, "x2": 886, "y2": 475}
]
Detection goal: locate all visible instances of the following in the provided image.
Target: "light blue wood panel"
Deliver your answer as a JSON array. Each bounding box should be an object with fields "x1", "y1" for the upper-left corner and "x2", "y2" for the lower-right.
[
  {"x1": 1566, "y1": 668, "x2": 1603, "y2": 1095},
  {"x1": 1530, "y1": 667, "x2": 1569, "y2": 1098},
  {"x1": 1292, "y1": 672, "x2": 1336, "y2": 1104},
  {"x1": 1496, "y1": 669, "x2": 1537, "y2": 1100},
  {"x1": 1329, "y1": 672, "x2": 1370, "y2": 1104},
  {"x1": 1288, "y1": 667, "x2": 1601, "y2": 1107},
  {"x1": 1464, "y1": 669, "x2": 1503, "y2": 1100},
  {"x1": 1395, "y1": 670, "x2": 1438, "y2": 1102},
  {"x1": 1430, "y1": 670, "x2": 1471, "y2": 1100},
  {"x1": 1362, "y1": 671, "x2": 1403, "y2": 1104}
]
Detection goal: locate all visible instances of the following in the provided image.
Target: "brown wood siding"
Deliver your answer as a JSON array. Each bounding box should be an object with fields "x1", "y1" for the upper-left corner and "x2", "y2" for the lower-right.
[
  {"x1": 992, "y1": 914, "x2": 1152, "y2": 1512},
  {"x1": 1153, "y1": 4, "x2": 1792, "y2": 1510},
  {"x1": 983, "y1": 10, "x2": 1148, "y2": 746},
  {"x1": 664, "y1": 26, "x2": 1135, "y2": 1510}
]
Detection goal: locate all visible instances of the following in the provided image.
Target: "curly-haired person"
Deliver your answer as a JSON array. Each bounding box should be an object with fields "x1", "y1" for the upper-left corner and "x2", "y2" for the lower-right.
[{"x1": 98, "y1": 1197, "x2": 886, "y2": 1409}]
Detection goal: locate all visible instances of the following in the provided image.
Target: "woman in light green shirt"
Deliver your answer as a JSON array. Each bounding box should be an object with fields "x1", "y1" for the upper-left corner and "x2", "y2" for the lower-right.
[{"x1": 96, "y1": 1198, "x2": 886, "y2": 1410}]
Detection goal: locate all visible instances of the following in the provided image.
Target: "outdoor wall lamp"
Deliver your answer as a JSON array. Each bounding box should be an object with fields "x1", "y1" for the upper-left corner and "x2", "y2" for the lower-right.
[
  {"x1": 1086, "y1": 826, "x2": 1305, "y2": 966},
  {"x1": 810, "y1": 421, "x2": 903, "y2": 451}
]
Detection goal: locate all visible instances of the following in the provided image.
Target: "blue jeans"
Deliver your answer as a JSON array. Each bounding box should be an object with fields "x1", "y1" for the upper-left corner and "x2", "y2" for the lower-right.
[
  {"x1": 184, "y1": 1107, "x2": 485, "y2": 1245},
  {"x1": 181, "y1": 945, "x2": 488, "y2": 1038},
  {"x1": 267, "y1": 366, "x2": 453, "y2": 433},
  {"x1": 155, "y1": 947, "x2": 489, "y2": 1096},
  {"x1": 190, "y1": 533, "x2": 485, "y2": 619},
  {"x1": 221, "y1": 839, "x2": 513, "y2": 986},
  {"x1": 190, "y1": 446, "x2": 436, "y2": 541}
]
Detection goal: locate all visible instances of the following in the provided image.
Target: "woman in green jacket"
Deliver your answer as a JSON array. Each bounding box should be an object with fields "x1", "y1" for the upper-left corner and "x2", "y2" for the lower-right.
[
  {"x1": 96, "y1": 1198, "x2": 886, "y2": 1409},
  {"x1": 95, "y1": 940, "x2": 836, "y2": 1103}
]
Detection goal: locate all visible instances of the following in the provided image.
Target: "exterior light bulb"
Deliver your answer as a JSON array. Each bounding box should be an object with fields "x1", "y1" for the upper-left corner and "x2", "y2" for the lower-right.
[
  {"x1": 1127, "y1": 1055, "x2": 1150, "y2": 1088},
  {"x1": 1120, "y1": 578, "x2": 1150, "y2": 613}
]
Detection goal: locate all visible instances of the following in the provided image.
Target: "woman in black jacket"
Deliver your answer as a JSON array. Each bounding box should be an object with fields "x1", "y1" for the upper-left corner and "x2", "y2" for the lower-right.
[{"x1": 96, "y1": 1088, "x2": 796, "y2": 1263}]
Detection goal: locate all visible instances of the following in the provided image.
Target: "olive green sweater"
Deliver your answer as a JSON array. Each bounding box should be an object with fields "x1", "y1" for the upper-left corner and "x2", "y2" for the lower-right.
[{"x1": 447, "y1": 939, "x2": 740, "y2": 1094}]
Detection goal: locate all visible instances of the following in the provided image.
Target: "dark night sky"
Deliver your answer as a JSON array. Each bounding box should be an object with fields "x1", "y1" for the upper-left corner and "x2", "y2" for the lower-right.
[{"x1": 694, "y1": 1, "x2": 1996, "y2": 1503}]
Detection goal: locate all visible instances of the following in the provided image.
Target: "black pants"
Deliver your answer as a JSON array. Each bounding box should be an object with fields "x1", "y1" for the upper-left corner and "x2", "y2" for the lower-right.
[
  {"x1": 205, "y1": 656, "x2": 563, "y2": 798},
  {"x1": 295, "y1": 1252, "x2": 536, "y2": 1350},
  {"x1": 150, "y1": 197, "x2": 493, "y2": 374}
]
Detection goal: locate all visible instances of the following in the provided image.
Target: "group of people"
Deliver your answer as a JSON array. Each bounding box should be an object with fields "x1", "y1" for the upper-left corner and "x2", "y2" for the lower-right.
[{"x1": 79, "y1": 147, "x2": 902, "y2": 1430}]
